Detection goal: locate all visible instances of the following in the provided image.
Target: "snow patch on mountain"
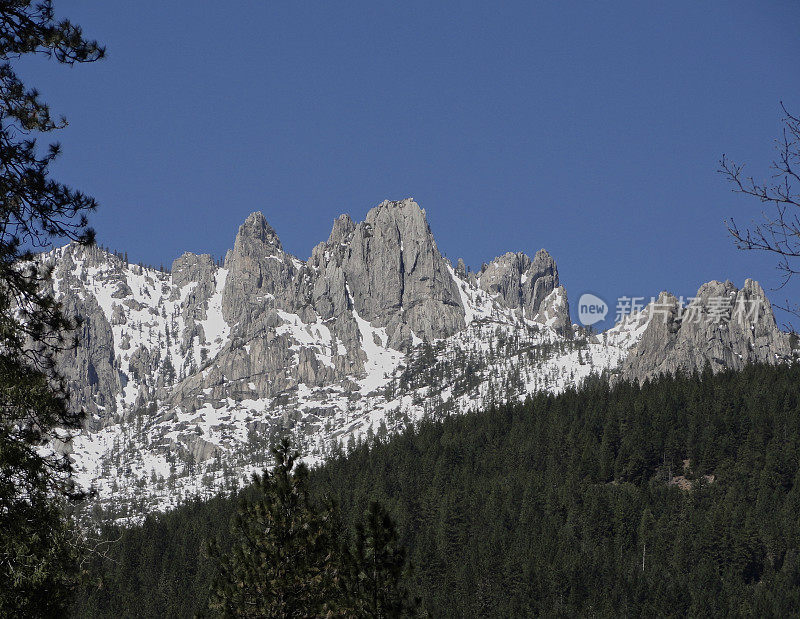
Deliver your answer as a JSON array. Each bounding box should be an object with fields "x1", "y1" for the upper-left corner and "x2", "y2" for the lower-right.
[
  {"x1": 41, "y1": 202, "x2": 791, "y2": 526},
  {"x1": 200, "y1": 268, "x2": 229, "y2": 360}
]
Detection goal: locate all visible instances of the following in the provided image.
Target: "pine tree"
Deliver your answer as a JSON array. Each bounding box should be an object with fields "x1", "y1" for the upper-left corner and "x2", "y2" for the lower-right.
[
  {"x1": 350, "y1": 501, "x2": 418, "y2": 618},
  {"x1": 0, "y1": 2, "x2": 103, "y2": 613},
  {"x1": 207, "y1": 439, "x2": 348, "y2": 617}
]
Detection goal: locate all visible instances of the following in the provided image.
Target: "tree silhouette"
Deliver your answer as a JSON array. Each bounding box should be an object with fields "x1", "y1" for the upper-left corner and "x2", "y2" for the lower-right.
[
  {"x1": 0, "y1": 1, "x2": 103, "y2": 613},
  {"x1": 720, "y1": 102, "x2": 800, "y2": 317}
]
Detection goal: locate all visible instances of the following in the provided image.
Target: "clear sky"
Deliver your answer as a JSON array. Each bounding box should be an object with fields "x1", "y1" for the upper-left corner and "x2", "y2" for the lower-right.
[{"x1": 17, "y1": 1, "x2": 800, "y2": 328}]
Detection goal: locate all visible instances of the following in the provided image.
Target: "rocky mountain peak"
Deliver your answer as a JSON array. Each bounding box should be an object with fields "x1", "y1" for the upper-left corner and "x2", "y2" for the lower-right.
[
  {"x1": 531, "y1": 249, "x2": 557, "y2": 278},
  {"x1": 621, "y1": 278, "x2": 792, "y2": 382},
  {"x1": 39, "y1": 199, "x2": 798, "y2": 524},
  {"x1": 230, "y1": 211, "x2": 282, "y2": 257},
  {"x1": 221, "y1": 212, "x2": 295, "y2": 324},
  {"x1": 341, "y1": 197, "x2": 465, "y2": 347},
  {"x1": 328, "y1": 214, "x2": 355, "y2": 245},
  {"x1": 363, "y1": 198, "x2": 430, "y2": 237},
  {"x1": 478, "y1": 248, "x2": 562, "y2": 322}
]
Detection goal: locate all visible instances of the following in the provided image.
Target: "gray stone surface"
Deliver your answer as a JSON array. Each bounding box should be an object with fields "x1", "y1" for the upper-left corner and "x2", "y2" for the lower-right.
[
  {"x1": 621, "y1": 279, "x2": 793, "y2": 382},
  {"x1": 478, "y1": 248, "x2": 569, "y2": 331},
  {"x1": 335, "y1": 198, "x2": 466, "y2": 347},
  {"x1": 42, "y1": 200, "x2": 795, "y2": 462},
  {"x1": 37, "y1": 201, "x2": 800, "y2": 525},
  {"x1": 222, "y1": 212, "x2": 297, "y2": 324},
  {"x1": 47, "y1": 244, "x2": 123, "y2": 425}
]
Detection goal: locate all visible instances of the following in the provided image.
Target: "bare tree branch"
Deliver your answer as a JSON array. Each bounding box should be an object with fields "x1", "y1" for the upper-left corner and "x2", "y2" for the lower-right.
[{"x1": 719, "y1": 102, "x2": 800, "y2": 318}]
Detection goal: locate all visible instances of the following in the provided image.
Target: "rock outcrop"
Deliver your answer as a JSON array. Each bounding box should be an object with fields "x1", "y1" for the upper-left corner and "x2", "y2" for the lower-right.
[
  {"x1": 40, "y1": 199, "x2": 798, "y2": 524},
  {"x1": 44, "y1": 199, "x2": 583, "y2": 428},
  {"x1": 222, "y1": 212, "x2": 297, "y2": 323},
  {"x1": 58, "y1": 292, "x2": 121, "y2": 423},
  {"x1": 330, "y1": 199, "x2": 465, "y2": 347},
  {"x1": 478, "y1": 248, "x2": 570, "y2": 332},
  {"x1": 621, "y1": 279, "x2": 793, "y2": 382},
  {"x1": 46, "y1": 244, "x2": 123, "y2": 424},
  {"x1": 47, "y1": 201, "x2": 796, "y2": 437}
]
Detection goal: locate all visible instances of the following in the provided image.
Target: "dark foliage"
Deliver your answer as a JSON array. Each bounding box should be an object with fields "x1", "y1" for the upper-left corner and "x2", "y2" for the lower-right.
[
  {"x1": 205, "y1": 438, "x2": 417, "y2": 617},
  {"x1": 74, "y1": 364, "x2": 800, "y2": 617},
  {"x1": 0, "y1": 1, "x2": 103, "y2": 613},
  {"x1": 207, "y1": 438, "x2": 350, "y2": 617}
]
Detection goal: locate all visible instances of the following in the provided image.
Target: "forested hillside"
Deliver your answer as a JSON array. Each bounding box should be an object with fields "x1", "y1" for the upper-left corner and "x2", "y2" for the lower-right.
[{"x1": 73, "y1": 364, "x2": 800, "y2": 617}]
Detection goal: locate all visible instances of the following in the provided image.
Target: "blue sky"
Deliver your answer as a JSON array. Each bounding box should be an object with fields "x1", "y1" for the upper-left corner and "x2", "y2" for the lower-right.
[{"x1": 18, "y1": 1, "x2": 800, "y2": 328}]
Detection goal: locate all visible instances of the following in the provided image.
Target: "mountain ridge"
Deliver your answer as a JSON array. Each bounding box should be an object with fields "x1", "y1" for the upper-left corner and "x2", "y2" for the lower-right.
[{"x1": 40, "y1": 198, "x2": 794, "y2": 522}]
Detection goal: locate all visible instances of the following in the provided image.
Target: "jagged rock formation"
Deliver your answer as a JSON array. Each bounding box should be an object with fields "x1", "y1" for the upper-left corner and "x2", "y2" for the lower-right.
[
  {"x1": 622, "y1": 279, "x2": 793, "y2": 382},
  {"x1": 479, "y1": 250, "x2": 555, "y2": 314},
  {"x1": 221, "y1": 211, "x2": 296, "y2": 322},
  {"x1": 58, "y1": 292, "x2": 120, "y2": 425},
  {"x1": 38, "y1": 198, "x2": 795, "y2": 523},
  {"x1": 477, "y1": 249, "x2": 571, "y2": 335},
  {"x1": 49, "y1": 244, "x2": 124, "y2": 425},
  {"x1": 334, "y1": 199, "x2": 466, "y2": 347}
]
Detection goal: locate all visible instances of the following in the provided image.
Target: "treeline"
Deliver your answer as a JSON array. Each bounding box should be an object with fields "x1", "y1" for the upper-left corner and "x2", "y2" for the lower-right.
[{"x1": 73, "y1": 364, "x2": 800, "y2": 616}]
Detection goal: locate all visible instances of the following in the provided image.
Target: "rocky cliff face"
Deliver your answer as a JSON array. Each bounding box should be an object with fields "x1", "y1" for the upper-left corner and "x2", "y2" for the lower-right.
[
  {"x1": 622, "y1": 279, "x2": 793, "y2": 382},
  {"x1": 41, "y1": 198, "x2": 794, "y2": 523},
  {"x1": 336, "y1": 199, "x2": 466, "y2": 347},
  {"x1": 479, "y1": 250, "x2": 555, "y2": 314}
]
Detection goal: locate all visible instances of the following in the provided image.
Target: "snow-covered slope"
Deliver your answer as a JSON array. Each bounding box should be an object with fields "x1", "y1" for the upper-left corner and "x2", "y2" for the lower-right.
[{"x1": 41, "y1": 199, "x2": 792, "y2": 524}]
